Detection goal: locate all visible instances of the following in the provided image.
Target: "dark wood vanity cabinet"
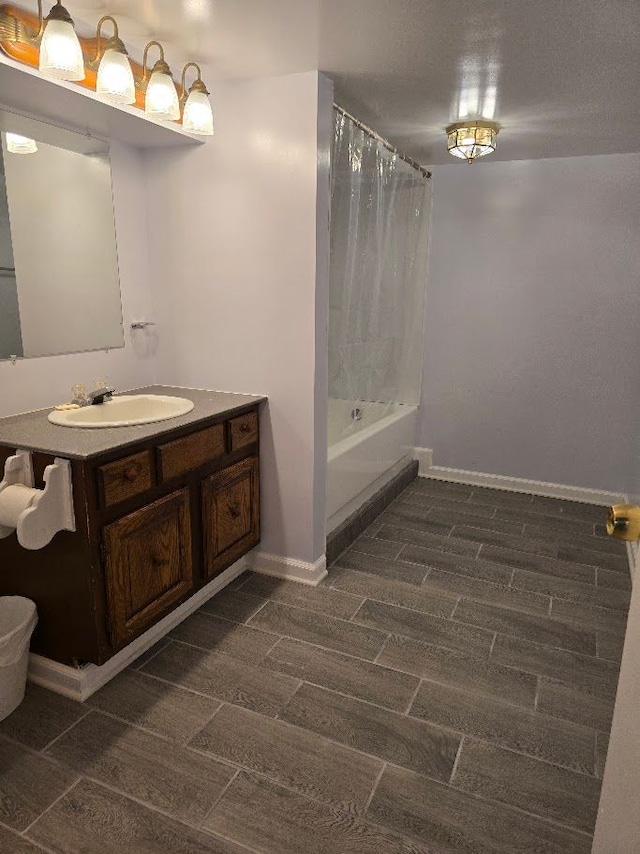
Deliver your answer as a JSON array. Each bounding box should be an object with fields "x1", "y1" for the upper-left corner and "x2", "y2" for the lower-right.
[{"x1": 0, "y1": 400, "x2": 261, "y2": 666}]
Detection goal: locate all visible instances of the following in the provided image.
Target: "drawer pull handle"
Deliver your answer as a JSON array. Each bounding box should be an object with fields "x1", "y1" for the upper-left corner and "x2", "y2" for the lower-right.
[
  {"x1": 239, "y1": 424, "x2": 253, "y2": 434},
  {"x1": 123, "y1": 467, "x2": 139, "y2": 483},
  {"x1": 228, "y1": 503, "x2": 241, "y2": 519}
]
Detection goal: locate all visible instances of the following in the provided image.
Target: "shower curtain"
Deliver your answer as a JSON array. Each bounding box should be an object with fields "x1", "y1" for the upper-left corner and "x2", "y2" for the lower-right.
[{"x1": 329, "y1": 109, "x2": 431, "y2": 439}]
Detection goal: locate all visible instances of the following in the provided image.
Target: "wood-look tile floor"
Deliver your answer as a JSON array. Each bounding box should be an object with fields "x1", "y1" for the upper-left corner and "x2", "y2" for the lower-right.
[{"x1": 0, "y1": 478, "x2": 630, "y2": 853}]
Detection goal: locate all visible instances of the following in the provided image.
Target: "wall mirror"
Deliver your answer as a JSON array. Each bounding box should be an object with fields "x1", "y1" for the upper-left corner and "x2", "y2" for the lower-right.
[{"x1": 0, "y1": 109, "x2": 124, "y2": 360}]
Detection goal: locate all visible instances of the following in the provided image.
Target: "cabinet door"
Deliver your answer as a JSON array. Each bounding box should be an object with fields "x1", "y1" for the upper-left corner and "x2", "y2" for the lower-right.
[
  {"x1": 103, "y1": 489, "x2": 193, "y2": 646},
  {"x1": 202, "y1": 456, "x2": 260, "y2": 577}
]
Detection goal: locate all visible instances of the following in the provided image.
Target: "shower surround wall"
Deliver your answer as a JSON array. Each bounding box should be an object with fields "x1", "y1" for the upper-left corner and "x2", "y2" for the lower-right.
[{"x1": 418, "y1": 153, "x2": 640, "y2": 495}]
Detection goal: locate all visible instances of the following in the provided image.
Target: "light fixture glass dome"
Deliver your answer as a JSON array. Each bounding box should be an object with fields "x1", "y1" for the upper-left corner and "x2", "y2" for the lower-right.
[
  {"x1": 39, "y1": 7, "x2": 85, "y2": 82},
  {"x1": 183, "y1": 89, "x2": 214, "y2": 135},
  {"x1": 6, "y1": 133, "x2": 38, "y2": 154},
  {"x1": 97, "y1": 49, "x2": 135, "y2": 105},
  {"x1": 446, "y1": 121, "x2": 499, "y2": 163},
  {"x1": 145, "y1": 68, "x2": 180, "y2": 120}
]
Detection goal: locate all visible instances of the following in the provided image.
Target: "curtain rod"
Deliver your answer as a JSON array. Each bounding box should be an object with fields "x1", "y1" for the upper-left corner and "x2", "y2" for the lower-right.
[{"x1": 333, "y1": 103, "x2": 432, "y2": 180}]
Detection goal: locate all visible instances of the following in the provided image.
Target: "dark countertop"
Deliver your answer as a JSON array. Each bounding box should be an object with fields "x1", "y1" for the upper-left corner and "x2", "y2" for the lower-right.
[{"x1": 0, "y1": 386, "x2": 266, "y2": 460}]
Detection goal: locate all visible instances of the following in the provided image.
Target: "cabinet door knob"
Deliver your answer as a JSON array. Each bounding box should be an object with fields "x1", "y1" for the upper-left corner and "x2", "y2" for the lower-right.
[
  {"x1": 240, "y1": 423, "x2": 252, "y2": 434},
  {"x1": 151, "y1": 553, "x2": 164, "y2": 567},
  {"x1": 228, "y1": 503, "x2": 241, "y2": 519},
  {"x1": 124, "y1": 466, "x2": 139, "y2": 483}
]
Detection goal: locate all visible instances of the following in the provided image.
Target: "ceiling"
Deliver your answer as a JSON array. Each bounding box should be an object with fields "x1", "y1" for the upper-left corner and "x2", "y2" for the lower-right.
[{"x1": 45, "y1": 0, "x2": 640, "y2": 164}]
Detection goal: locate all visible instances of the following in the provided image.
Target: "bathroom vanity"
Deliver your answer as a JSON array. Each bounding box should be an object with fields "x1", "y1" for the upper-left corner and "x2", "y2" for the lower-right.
[{"x1": 0, "y1": 386, "x2": 264, "y2": 667}]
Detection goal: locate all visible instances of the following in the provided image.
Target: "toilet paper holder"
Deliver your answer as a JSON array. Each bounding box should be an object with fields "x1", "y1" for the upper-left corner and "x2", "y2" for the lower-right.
[{"x1": 0, "y1": 450, "x2": 76, "y2": 550}]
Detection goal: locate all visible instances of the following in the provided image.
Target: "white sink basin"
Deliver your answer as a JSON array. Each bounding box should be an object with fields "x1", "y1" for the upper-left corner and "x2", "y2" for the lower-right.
[{"x1": 48, "y1": 394, "x2": 195, "y2": 428}]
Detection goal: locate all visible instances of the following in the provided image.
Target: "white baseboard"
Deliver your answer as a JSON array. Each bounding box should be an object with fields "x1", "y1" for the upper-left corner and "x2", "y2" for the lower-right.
[
  {"x1": 250, "y1": 551, "x2": 327, "y2": 586},
  {"x1": 27, "y1": 557, "x2": 249, "y2": 702},
  {"x1": 413, "y1": 447, "x2": 433, "y2": 476},
  {"x1": 413, "y1": 447, "x2": 626, "y2": 506}
]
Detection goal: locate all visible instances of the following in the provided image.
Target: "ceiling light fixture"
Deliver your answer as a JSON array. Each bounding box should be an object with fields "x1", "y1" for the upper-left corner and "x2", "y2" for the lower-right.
[
  {"x1": 91, "y1": 15, "x2": 135, "y2": 105},
  {"x1": 37, "y1": 0, "x2": 85, "y2": 81},
  {"x1": 141, "y1": 40, "x2": 179, "y2": 121},
  {"x1": 180, "y1": 62, "x2": 213, "y2": 136},
  {"x1": 5, "y1": 133, "x2": 38, "y2": 154},
  {"x1": 446, "y1": 120, "x2": 499, "y2": 163}
]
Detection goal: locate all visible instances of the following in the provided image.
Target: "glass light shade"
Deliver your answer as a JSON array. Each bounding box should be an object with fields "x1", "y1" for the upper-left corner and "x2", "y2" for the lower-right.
[
  {"x1": 39, "y1": 19, "x2": 85, "y2": 81},
  {"x1": 182, "y1": 90, "x2": 214, "y2": 135},
  {"x1": 145, "y1": 70, "x2": 180, "y2": 121},
  {"x1": 96, "y1": 49, "x2": 135, "y2": 105},
  {"x1": 6, "y1": 133, "x2": 38, "y2": 154},
  {"x1": 447, "y1": 123, "x2": 497, "y2": 163}
]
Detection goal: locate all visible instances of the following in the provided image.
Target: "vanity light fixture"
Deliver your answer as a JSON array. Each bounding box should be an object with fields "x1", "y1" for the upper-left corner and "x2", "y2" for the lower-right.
[
  {"x1": 141, "y1": 40, "x2": 179, "y2": 121},
  {"x1": 0, "y1": 6, "x2": 212, "y2": 138},
  {"x1": 446, "y1": 120, "x2": 499, "y2": 163},
  {"x1": 37, "y1": 0, "x2": 85, "y2": 81},
  {"x1": 91, "y1": 15, "x2": 134, "y2": 105},
  {"x1": 180, "y1": 62, "x2": 214, "y2": 135},
  {"x1": 5, "y1": 133, "x2": 38, "y2": 154}
]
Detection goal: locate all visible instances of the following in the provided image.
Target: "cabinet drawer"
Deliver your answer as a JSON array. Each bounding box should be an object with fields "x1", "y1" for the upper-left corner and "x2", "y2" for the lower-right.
[
  {"x1": 98, "y1": 450, "x2": 153, "y2": 508},
  {"x1": 158, "y1": 424, "x2": 225, "y2": 481},
  {"x1": 229, "y1": 411, "x2": 258, "y2": 452}
]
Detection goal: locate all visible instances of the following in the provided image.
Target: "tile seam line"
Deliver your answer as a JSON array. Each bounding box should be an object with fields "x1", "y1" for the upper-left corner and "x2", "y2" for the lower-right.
[
  {"x1": 444, "y1": 608, "x2": 598, "y2": 651},
  {"x1": 36, "y1": 708, "x2": 93, "y2": 753},
  {"x1": 172, "y1": 619, "x2": 613, "y2": 702},
  {"x1": 398, "y1": 551, "x2": 599, "y2": 588},
  {"x1": 134, "y1": 666, "x2": 299, "y2": 717},
  {"x1": 448, "y1": 734, "x2": 464, "y2": 784},
  {"x1": 226, "y1": 642, "x2": 611, "y2": 734},
  {"x1": 167, "y1": 629, "x2": 459, "y2": 682},
  {"x1": 356, "y1": 760, "x2": 596, "y2": 841},
  {"x1": 363, "y1": 761, "x2": 388, "y2": 812},
  {"x1": 353, "y1": 597, "x2": 598, "y2": 652},
  {"x1": 407, "y1": 685, "x2": 599, "y2": 752},
  {"x1": 20, "y1": 777, "x2": 83, "y2": 837},
  {"x1": 30, "y1": 774, "x2": 260, "y2": 854},
  {"x1": 367, "y1": 528, "x2": 485, "y2": 557},
  {"x1": 337, "y1": 587, "x2": 461, "y2": 620},
  {"x1": 446, "y1": 775, "x2": 597, "y2": 840},
  {"x1": 54, "y1": 705, "x2": 221, "y2": 748},
  {"x1": 132, "y1": 638, "x2": 171, "y2": 670},
  {"x1": 186, "y1": 739, "x2": 385, "y2": 814},
  {"x1": 185, "y1": 677, "x2": 600, "y2": 781},
  {"x1": 402, "y1": 676, "x2": 424, "y2": 716},
  {"x1": 200, "y1": 766, "x2": 241, "y2": 826},
  {"x1": 248, "y1": 599, "x2": 387, "y2": 637},
  {"x1": 163, "y1": 621, "x2": 614, "y2": 696},
  {"x1": 0, "y1": 819, "x2": 57, "y2": 853},
  {"x1": 242, "y1": 580, "x2": 367, "y2": 608},
  {"x1": 370, "y1": 527, "x2": 626, "y2": 573}
]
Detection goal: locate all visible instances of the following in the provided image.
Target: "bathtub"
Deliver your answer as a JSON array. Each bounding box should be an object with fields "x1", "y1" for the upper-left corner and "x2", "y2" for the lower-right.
[{"x1": 327, "y1": 399, "x2": 418, "y2": 532}]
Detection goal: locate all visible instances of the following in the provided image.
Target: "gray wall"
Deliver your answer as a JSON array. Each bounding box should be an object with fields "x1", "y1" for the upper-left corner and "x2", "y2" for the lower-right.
[{"x1": 418, "y1": 153, "x2": 640, "y2": 494}]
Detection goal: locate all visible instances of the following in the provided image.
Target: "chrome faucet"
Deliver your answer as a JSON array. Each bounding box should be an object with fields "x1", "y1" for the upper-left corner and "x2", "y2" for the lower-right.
[{"x1": 88, "y1": 386, "x2": 115, "y2": 405}]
